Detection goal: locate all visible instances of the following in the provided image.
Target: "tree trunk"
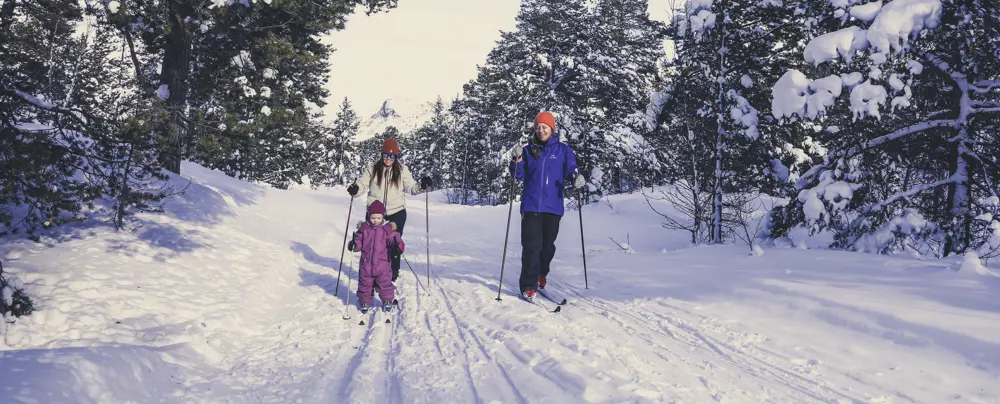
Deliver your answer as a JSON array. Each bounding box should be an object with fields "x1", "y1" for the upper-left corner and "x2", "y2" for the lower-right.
[
  {"x1": 944, "y1": 81, "x2": 973, "y2": 256},
  {"x1": 0, "y1": 0, "x2": 16, "y2": 42},
  {"x1": 159, "y1": 0, "x2": 193, "y2": 174},
  {"x1": 711, "y1": 0, "x2": 728, "y2": 244}
]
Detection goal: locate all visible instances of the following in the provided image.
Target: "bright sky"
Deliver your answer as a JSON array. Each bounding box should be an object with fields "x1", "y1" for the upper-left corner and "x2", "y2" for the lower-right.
[
  {"x1": 321, "y1": 0, "x2": 522, "y2": 120},
  {"x1": 320, "y1": 0, "x2": 678, "y2": 121}
]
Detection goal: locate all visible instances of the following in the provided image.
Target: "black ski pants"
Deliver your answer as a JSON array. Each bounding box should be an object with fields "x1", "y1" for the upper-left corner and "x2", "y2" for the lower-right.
[
  {"x1": 519, "y1": 212, "x2": 561, "y2": 293},
  {"x1": 366, "y1": 208, "x2": 407, "y2": 280}
]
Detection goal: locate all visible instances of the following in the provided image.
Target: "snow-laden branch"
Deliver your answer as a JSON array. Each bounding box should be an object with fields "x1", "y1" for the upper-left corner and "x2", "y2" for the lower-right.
[
  {"x1": 861, "y1": 174, "x2": 959, "y2": 214},
  {"x1": 852, "y1": 119, "x2": 956, "y2": 154},
  {"x1": 795, "y1": 119, "x2": 956, "y2": 187},
  {"x1": 973, "y1": 100, "x2": 1000, "y2": 109},
  {"x1": 1, "y1": 80, "x2": 91, "y2": 127},
  {"x1": 917, "y1": 50, "x2": 966, "y2": 84},
  {"x1": 972, "y1": 80, "x2": 1000, "y2": 92}
]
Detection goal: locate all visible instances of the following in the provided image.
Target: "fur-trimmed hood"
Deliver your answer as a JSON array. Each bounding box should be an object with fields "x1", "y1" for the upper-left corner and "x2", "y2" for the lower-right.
[{"x1": 357, "y1": 220, "x2": 397, "y2": 232}]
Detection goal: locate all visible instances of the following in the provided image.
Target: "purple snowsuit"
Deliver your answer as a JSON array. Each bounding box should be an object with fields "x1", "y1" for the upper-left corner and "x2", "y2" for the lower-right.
[{"x1": 351, "y1": 220, "x2": 403, "y2": 307}]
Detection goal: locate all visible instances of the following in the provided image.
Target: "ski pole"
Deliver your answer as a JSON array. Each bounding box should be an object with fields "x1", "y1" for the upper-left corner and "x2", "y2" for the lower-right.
[
  {"x1": 576, "y1": 168, "x2": 588, "y2": 289},
  {"x1": 496, "y1": 156, "x2": 519, "y2": 301},
  {"x1": 335, "y1": 194, "x2": 355, "y2": 295},
  {"x1": 425, "y1": 184, "x2": 431, "y2": 287},
  {"x1": 342, "y1": 244, "x2": 356, "y2": 320}
]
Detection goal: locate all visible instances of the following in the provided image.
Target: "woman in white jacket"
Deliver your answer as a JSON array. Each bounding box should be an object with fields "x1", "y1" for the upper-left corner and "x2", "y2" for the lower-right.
[{"x1": 347, "y1": 138, "x2": 431, "y2": 281}]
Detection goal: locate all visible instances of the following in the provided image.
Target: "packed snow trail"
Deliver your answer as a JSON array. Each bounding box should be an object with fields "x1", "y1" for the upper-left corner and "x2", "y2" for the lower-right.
[{"x1": 2, "y1": 162, "x2": 999, "y2": 403}]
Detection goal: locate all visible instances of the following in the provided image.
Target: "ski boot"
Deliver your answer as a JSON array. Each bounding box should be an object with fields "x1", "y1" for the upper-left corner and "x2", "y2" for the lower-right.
[
  {"x1": 359, "y1": 303, "x2": 370, "y2": 314},
  {"x1": 521, "y1": 289, "x2": 536, "y2": 302},
  {"x1": 538, "y1": 276, "x2": 547, "y2": 289}
]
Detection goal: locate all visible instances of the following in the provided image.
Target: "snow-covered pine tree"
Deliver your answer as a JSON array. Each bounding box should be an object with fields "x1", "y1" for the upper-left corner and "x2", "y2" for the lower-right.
[
  {"x1": 404, "y1": 97, "x2": 450, "y2": 190},
  {"x1": 448, "y1": 0, "x2": 666, "y2": 204},
  {"x1": 322, "y1": 97, "x2": 362, "y2": 186},
  {"x1": 1, "y1": 2, "x2": 177, "y2": 236},
  {"x1": 660, "y1": 0, "x2": 795, "y2": 243},
  {"x1": 585, "y1": 0, "x2": 668, "y2": 194},
  {"x1": 95, "y1": 0, "x2": 399, "y2": 175},
  {"x1": 0, "y1": 258, "x2": 34, "y2": 320},
  {"x1": 0, "y1": 1, "x2": 96, "y2": 236},
  {"x1": 767, "y1": 0, "x2": 1000, "y2": 258}
]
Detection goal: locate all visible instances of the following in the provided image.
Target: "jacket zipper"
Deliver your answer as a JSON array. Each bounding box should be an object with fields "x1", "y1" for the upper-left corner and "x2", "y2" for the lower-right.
[{"x1": 538, "y1": 146, "x2": 548, "y2": 212}]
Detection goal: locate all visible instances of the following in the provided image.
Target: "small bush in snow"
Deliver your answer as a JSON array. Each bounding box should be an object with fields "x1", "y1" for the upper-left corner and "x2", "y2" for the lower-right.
[{"x1": 0, "y1": 259, "x2": 34, "y2": 319}]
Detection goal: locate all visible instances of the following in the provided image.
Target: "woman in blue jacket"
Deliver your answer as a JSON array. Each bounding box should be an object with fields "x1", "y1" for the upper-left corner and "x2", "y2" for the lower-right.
[{"x1": 509, "y1": 111, "x2": 586, "y2": 301}]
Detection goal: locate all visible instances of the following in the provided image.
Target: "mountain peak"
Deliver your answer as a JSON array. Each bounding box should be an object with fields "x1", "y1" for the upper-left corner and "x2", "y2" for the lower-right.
[{"x1": 371, "y1": 99, "x2": 401, "y2": 121}]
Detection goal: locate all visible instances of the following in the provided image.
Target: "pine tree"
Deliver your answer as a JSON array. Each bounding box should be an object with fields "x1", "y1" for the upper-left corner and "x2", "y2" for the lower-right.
[
  {"x1": 447, "y1": 0, "x2": 667, "y2": 204},
  {"x1": 767, "y1": 0, "x2": 1000, "y2": 258},
  {"x1": 660, "y1": 0, "x2": 797, "y2": 243},
  {"x1": 405, "y1": 97, "x2": 450, "y2": 190},
  {"x1": 1, "y1": 1, "x2": 104, "y2": 236},
  {"x1": 324, "y1": 97, "x2": 362, "y2": 186},
  {"x1": 98, "y1": 0, "x2": 400, "y2": 175}
]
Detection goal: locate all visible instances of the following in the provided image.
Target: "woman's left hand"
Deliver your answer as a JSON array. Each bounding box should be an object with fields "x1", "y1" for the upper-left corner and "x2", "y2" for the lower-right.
[{"x1": 420, "y1": 176, "x2": 432, "y2": 189}]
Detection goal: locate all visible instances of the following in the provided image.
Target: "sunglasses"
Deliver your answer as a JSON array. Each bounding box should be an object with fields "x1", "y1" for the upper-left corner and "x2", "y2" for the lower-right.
[{"x1": 382, "y1": 153, "x2": 397, "y2": 159}]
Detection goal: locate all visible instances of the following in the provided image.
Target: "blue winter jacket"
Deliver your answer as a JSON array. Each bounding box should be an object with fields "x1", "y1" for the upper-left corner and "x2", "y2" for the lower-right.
[{"x1": 509, "y1": 134, "x2": 579, "y2": 216}]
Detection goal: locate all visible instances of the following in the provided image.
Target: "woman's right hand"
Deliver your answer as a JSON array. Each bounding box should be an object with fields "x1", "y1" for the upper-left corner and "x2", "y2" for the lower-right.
[{"x1": 347, "y1": 183, "x2": 359, "y2": 196}]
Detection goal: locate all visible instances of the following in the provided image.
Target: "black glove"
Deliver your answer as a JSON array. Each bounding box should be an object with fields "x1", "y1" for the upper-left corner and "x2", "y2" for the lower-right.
[
  {"x1": 347, "y1": 183, "x2": 359, "y2": 196},
  {"x1": 420, "y1": 176, "x2": 432, "y2": 189},
  {"x1": 388, "y1": 240, "x2": 403, "y2": 257},
  {"x1": 347, "y1": 234, "x2": 356, "y2": 251}
]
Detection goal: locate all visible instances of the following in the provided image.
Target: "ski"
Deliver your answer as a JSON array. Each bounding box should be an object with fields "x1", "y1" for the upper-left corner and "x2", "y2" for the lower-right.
[
  {"x1": 521, "y1": 292, "x2": 561, "y2": 313},
  {"x1": 537, "y1": 287, "x2": 568, "y2": 306},
  {"x1": 359, "y1": 306, "x2": 375, "y2": 326},
  {"x1": 382, "y1": 299, "x2": 399, "y2": 324}
]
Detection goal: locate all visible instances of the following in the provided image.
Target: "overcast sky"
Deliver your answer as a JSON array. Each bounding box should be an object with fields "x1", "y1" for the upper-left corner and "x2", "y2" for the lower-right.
[{"x1": 320, "y1": 0, "x2": 677, "y2": 121}]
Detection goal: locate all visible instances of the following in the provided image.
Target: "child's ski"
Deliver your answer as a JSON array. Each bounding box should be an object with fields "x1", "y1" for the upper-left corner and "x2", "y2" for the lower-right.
[
  {"x1": 359, "y1": 306, "x2": 376, "y2": 326},
  {"x1": 382, "y1": 299, "x2": 399, "y2": 324}
]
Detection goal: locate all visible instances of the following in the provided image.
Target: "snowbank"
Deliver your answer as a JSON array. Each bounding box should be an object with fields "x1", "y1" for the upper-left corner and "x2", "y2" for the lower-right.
[{"x1": 1, "y1": 165, "x2": 998, "y2": 403}]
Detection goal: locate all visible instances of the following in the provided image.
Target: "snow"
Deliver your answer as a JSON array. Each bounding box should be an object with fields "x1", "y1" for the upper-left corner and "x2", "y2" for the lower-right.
[
  {"x1": 850, "y1": 80, "x2": 888, "y2": 119},
  {"x1": 740, "y1": 74, "x2": 753, "y2": 88},
  {"x1": 260, "y1": 105, "x2": 272, "y2": 116},
  {"x1": 841, "y1": 71, "x2": 864, "y2": 87},
  {"x1": 888, "y1": 73, "x2": 905, "y2": 91},
  {"x1": 866, "y1": 0, "x2": 942, "y2": 55},
  {"x1": 807, "y1": 75, "x2": 844, "y2": 119},
  {"x1": 803, "y1": 26, "x2": 869, "y2": 66},
  {"x1": 959, "y1": 251, "x2": 995, "y2": 276},
  {"x1": 771, "y1": 70, "x2": 810, "y2": 119},
  {"x1": 2, "y1": 162, "x2": 1000, "y2": 403},
  {"x1": 771, "y1": 72, "x2": 844, "y2": 120},
  {"x1": 849, "y1": 0, "x2": 882, "y2": 22},
  {"x1": 155, "y1": 84, "x2": 170, "y2": 101},
  {"x1": 107, "y1": 1, "x2": 121, "y2": 14}
]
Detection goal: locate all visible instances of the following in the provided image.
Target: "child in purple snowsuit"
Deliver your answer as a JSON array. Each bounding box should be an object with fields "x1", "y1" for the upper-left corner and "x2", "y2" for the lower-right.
[{"x1": 348, "y1": 200, "x2": 403, "y2": 310}]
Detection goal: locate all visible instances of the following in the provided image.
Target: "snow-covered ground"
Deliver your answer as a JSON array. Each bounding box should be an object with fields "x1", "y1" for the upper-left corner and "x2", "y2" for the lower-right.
[{"x1": 2, "y1": 162, "x2": 999, "y2": 403}]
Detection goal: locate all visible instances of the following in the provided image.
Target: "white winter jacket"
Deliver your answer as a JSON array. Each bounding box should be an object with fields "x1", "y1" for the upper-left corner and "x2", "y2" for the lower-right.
[{"x1": 354, "y1": 163, "x2": 423, "y2": 216}]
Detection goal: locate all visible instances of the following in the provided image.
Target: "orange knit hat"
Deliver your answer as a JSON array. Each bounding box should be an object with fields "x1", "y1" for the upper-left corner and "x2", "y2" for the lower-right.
[
  {"x1": 534, "y1": 111, "x2": 556, "y2": 132},
  {"x1": 382, "y1": 138, "x2": 399, "y2": 155}
]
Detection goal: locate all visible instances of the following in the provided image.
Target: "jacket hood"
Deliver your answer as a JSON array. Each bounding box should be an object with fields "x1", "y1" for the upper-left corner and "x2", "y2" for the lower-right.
[{"x1": 357, "y1": 220, "x2": 397, "y2": 232}]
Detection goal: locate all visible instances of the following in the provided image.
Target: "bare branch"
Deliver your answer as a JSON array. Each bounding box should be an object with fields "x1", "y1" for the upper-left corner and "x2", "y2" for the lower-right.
[
  {"x1": 861, "y1": 175, "x2": 959, "y2": 214},
  {"x1": 609, "y1": 234, "x2": 632, "y2": 252}
]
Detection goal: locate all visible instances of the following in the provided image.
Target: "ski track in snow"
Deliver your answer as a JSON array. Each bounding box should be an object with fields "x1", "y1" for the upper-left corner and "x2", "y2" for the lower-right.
[{"x1": 3, "y1": 162, "x2": 999, "y2": 403}]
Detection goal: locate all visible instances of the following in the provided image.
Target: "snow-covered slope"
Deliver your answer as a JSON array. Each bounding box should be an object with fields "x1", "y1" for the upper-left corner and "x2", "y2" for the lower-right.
[
  {"x1": 1, "y1": 162, "x2": 999, "y2": 403},
  {"x1": 355, "y1": 98, "x2": 439, "y2": 142}
]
